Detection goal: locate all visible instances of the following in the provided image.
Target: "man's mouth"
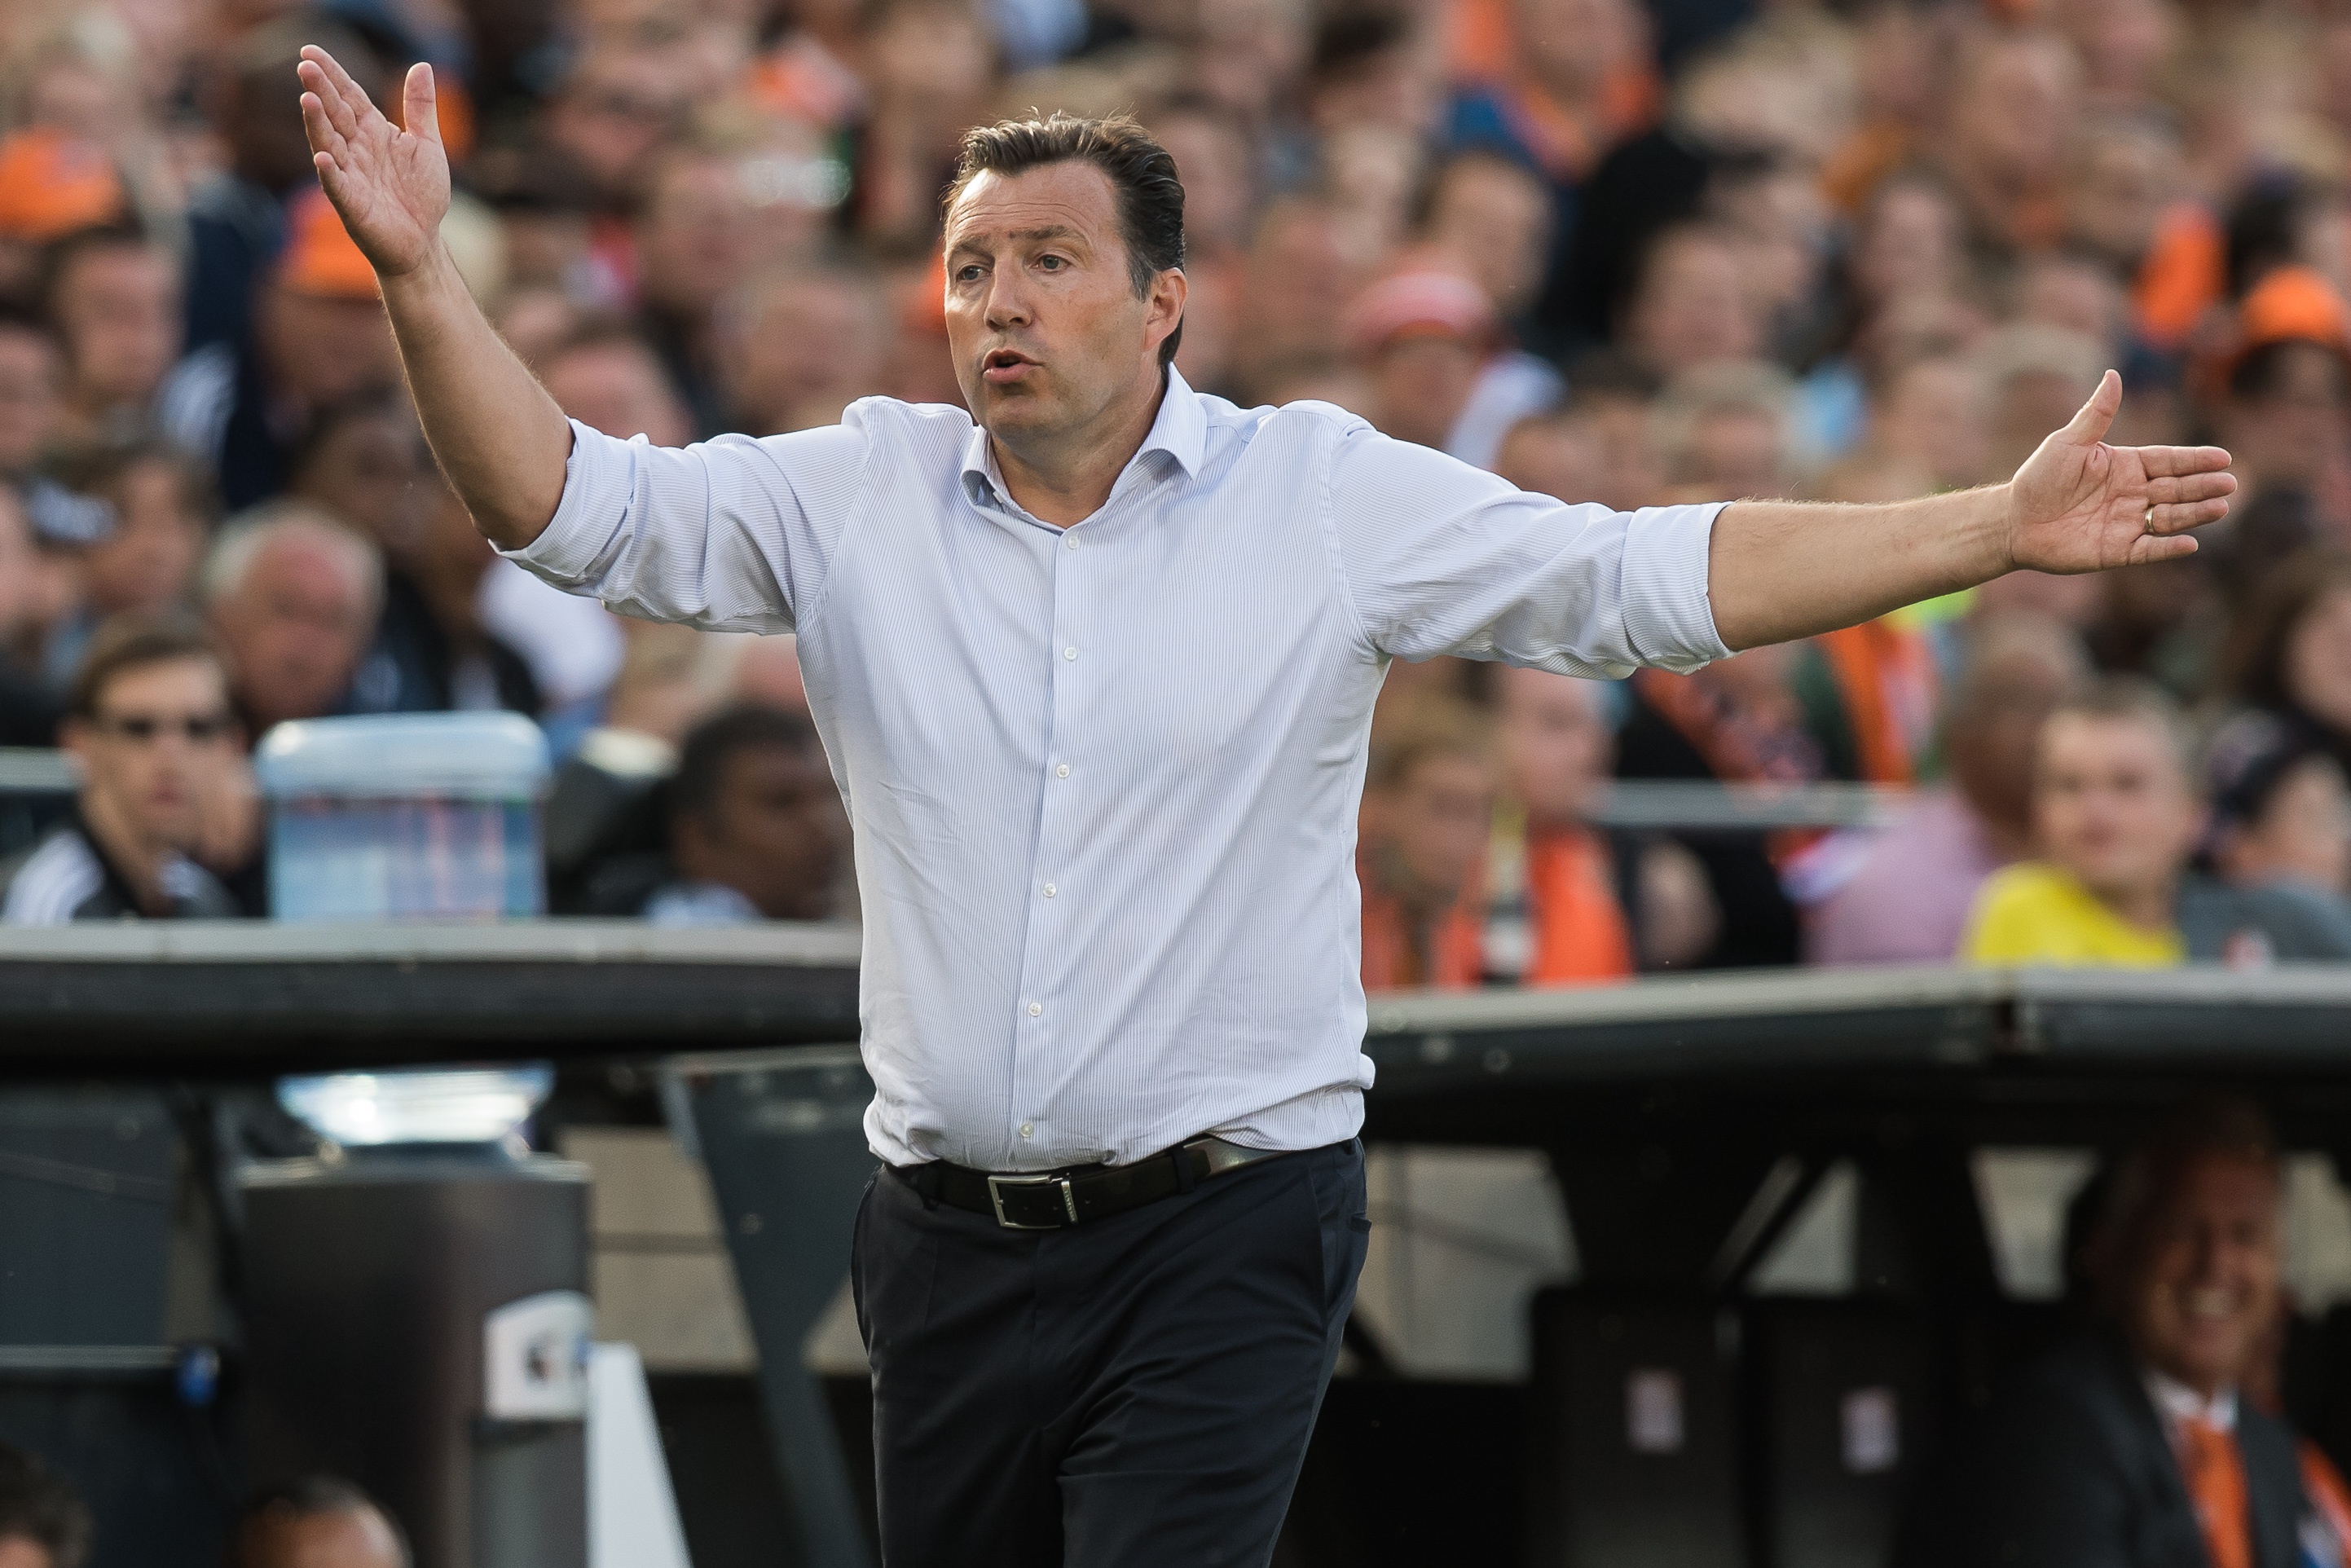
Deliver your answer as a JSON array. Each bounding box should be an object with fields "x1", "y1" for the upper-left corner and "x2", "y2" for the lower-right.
[
  {"x1": 2181, "y1": 1287, "x2": 2238, "y2": 1323},
  {"x1": 981, "y1": 348, "x2": 1038, "y2": 385}
]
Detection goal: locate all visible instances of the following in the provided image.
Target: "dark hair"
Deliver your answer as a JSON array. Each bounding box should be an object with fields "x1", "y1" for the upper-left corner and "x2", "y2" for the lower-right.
[
  {"x1": 0, "y1": 1442, "x2": 91, "y2": 1568},
  {"x1": 230, "y1": 1476, "x2": 408, "y2": 1568},
  {"x1": 44, "y1": 429, "x2": 221, "y2": 530},
  {"x1": 2087, "y1": 1098, "x2": 2281, "y2": 1315},
  {"x1": 946, "y1": 113, "x2": 1187, "y2": 368},
  {"x1": 2228, "y1": 336, "x2": 2351, "y2": 403},
  {"x1": 673, "y1": 706, "x2": 825, "y2": 827},
  {"x1": 68, "y1": 614, "x2": 226, "y2": 720},
  {"x1": 2222, "y1": 548, "x2": 2351, "y2": 715},
  {"x1": 1311, "y1": 8, "x2": 1415, "y2": 80}
]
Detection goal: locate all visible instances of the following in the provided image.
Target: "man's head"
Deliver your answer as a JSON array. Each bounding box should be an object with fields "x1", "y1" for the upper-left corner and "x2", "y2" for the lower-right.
[
  {"x1": 41, "y1": 227, "x2": 180, "y2": 418},
  {"x1": 2097, "y1": 1100, "x2": 2284, "y2": 1398},
  {"x1": 0, "y1": 1441, "x2": 89, "y2": 1568},
  {"x1": 202, "y1": 504, "x2": 383, "y2": 734},
  {"x1": 1622, "y1": 223, "x2": 1761, "y2": 381},
  {"x1": 288, "y1": 392, "x2": 434, "y2": 559},
  {"x1": 539, "y1": 322, "x2": 694, "y2": 447},
  {"x1": 60, "y1": 616, "x2": 236, "y2": 858},
  {"x1": 1943, "y1": 611, "x2": 2087, "y2": 839},
  {"x1": 2032, "y1": 677, "x2": 2201, "y2": 910},
  {"x1": 722, "y1": 263, "x2": 892, "y2": 436},
  {"x1": 259, "y1": 193, "x2": 397, "y2": 412},
  {"x1": 1346, "y1": 265, "x2": 1496, "y2": 450},
  {"x1": 1653, "y1": 360, "x2": 1794, "y2": 499},
  {"x1": 1363, "y1": 701, "x2": 1495, "y2": 909},
  {"x1": 636, "y1": 147, "x2": 755, "y2": 326},
  {"x1": 1418, "y1": 151, "x2": 1552, "y2": 321},
  {"x1": 2204, "y1": 715, "x2": 2351, "y2": 894},
  {"x1": 229, "y1": 1476, "x2": 407, "y2": 1568},
  {"x1": 1495, "y1": 667, "x2": 1614, "y2": 828},
  {"x1": 670, "y1": 707, "x2": 847, "y2": 921},
  {"x1": 941, "y1": 115, "x2": 1187, "y2": 450},
  {"x1": 46, "y1": 435, "x2": 216, "y2": 618}
]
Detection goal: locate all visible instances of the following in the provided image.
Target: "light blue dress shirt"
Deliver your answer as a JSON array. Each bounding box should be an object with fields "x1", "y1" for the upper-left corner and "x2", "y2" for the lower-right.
[{"x1": 506, "y1": 369, "x2": 1730, "y2": 1169}]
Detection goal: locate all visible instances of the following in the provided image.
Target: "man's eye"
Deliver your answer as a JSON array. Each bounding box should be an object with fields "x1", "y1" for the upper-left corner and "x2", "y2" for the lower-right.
[
  {"x1": 955, "y1": 265, "x2": 984, "y2": 282},
  {"x1": 1038, "y1": 255, "x2": 1065, "y2": 271}
]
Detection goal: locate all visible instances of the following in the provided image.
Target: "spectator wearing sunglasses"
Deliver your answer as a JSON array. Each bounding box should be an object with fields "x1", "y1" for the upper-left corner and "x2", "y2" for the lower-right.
[{"x1": 0, "y1": 615, "x2": 243, "y2": 923}]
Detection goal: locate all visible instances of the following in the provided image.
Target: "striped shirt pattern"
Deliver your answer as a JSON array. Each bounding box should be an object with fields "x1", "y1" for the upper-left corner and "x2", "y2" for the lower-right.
[{"x1": 506, "y1": 369, "x2": 1728, "y2": 1169}]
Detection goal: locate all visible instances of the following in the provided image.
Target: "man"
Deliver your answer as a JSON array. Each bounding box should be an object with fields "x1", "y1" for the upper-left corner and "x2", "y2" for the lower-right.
[
  {"x1": 641, "y1": 706, "x2": 850, "y2": 925},
  {"x1": 0, "y1": 616, "x2": 241, "y2": 923},
  {"x1": 228, "y1": 1477, "x2": 406, "y2": 1568},
  {"x1": 41, "y1": 227, "x2": 183, "y2": 442},
  {"x1": 721, "y1": 262, "x2": 894, "y2": 437},
  {"x1": 0, "y1": 1442, "x2": 86, "y2": 1568},
  {"x1": 203, "y1": 502, "x2": 385, "y2": 734},
  {"x1": 1813, "y1": 613, "x2": 2085, "y2": 965},
  {"x1": 299, "y1": 46, "x2": 2232, "y2": 1562},
  {"x1": 1906, "y1": 1103, "x2": 2314, "y2": 1568},
  {"x1": 1962, "y1": 680, "x2": 2351, "y2": 965},
  {"x1": 1358, "y1": 700, "x2": 1499, "y2": 989},
  {"x1": 536, "y1": 321, "x2": 693, "y2": 447}
]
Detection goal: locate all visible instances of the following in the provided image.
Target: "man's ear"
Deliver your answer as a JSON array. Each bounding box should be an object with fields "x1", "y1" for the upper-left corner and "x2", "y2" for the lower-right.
[
  {"x1": 59, "y1": 716, "x2": 90, "y2": 764},
  {"x1": 1148, "y1": 267, "x2": 1188, "y2": 356}
]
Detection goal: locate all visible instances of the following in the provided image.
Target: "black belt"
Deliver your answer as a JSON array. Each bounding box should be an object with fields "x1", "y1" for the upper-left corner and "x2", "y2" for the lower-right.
[{"x1": 894, "y1": 1136, "x2": 1289, "y2": 1230}]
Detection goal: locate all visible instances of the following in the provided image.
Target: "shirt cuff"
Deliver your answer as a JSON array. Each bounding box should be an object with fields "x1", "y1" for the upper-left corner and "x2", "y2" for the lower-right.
[
  {"x1": 1622, "y1": 500, "x2": 1733, "y2": 673},
  {"x1": 495, "y1": 419, "x2": 636, "y2": 586}
]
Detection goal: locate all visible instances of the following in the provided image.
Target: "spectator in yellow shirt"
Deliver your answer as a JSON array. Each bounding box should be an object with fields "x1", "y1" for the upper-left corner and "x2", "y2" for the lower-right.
[{"x1": 1963, "y1": 679, "x2": 2351, "y2": 966}]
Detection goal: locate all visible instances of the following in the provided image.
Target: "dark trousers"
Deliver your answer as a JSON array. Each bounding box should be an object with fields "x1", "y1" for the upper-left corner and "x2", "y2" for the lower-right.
[{"x1": 851, "y1": 1138, "x2": 1370, "y2": 1567}]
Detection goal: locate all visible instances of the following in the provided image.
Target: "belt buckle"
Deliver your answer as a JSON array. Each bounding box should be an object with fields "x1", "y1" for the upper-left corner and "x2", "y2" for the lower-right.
[{"x1": 987, "y1": 1172, "x2": 1078, "y2": 1230}]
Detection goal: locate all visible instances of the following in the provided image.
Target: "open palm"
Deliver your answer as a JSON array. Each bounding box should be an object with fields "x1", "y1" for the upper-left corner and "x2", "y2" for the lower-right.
[
  {"x1": 2007, "y1": 369, "x2": 2236, "y2": 573},
  {"x1": 296, "y1": 46, "x2": 448, "y2": 278}
]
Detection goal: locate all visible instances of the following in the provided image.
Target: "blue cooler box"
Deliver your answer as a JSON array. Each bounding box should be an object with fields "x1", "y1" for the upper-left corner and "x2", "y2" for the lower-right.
[{"x1": 254, "y1": 712, "x2": 552, "y2": 920}]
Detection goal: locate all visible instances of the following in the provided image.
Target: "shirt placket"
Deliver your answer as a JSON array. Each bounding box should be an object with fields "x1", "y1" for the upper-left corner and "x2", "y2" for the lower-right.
[{"x1": 1006, "y1": 507, "x2": 1106, "y2": 1161}]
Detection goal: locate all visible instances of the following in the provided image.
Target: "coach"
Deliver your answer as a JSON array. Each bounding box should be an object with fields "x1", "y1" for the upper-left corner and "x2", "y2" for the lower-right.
[{"x1": 297, "y1": 48, "x2": 2234, "y2": 1567}]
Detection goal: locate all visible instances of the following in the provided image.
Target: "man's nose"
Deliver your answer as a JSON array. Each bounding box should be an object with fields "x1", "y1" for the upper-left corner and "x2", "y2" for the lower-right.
[{"x1": 984, "y1": 269, "x2": 1034, "y2": 330}]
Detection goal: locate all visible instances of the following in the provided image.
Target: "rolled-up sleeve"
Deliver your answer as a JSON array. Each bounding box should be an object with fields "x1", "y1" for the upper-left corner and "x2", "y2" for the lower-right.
[
  {"x1": 500, "y1": 416, "x2": 871, "y2": 634},
  {"x1": 1323, "y1": 419, "x2": 1730, "y2": 676}
]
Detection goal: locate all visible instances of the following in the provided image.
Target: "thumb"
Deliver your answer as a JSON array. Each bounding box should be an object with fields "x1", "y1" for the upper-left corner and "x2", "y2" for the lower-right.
[
  {"x1": 2058, "y1": 368, "x2": 2122, "y2": 446},
  {"x1": 403, "y1": 61, "x2": 441, "y2": 147}
]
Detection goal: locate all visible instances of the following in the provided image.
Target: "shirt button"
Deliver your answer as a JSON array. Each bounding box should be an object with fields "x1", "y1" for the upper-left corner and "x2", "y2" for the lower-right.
[
  {"x1": 1019, "y1": 1122, "x2": 1034, "y2": 1139},
  {"x1": 1064, "y1": 535, "x2": 1079, "y2": 550},
  {"x1": 1063, "y1": 645, "x2": 1077, "y2": 661},
  {"x1": 1055, "y1": 764, "x2": 1070, "y2": 778},
  {"x1": 1042, "y1": 883, "x2": 1057, "y2": 898},
  {"x1": 1027, "y1": 1002, "x2": 1041, "y2": 1017}
]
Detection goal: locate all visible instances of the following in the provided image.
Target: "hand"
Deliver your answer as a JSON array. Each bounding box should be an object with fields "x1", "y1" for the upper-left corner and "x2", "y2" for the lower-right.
[
  {"x1": 2005, "y1": 368, "x2": 2236, "y2": 574},
  {"x1": 296, "y1": 46, "x2": 448, "y2": 278}
]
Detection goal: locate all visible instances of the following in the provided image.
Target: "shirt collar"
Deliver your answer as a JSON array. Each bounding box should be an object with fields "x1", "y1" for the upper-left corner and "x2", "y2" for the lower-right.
[
  {"x1": 2145, "y1": 1366, "x2": 2238, "y2": 1433},
  {"x1": 959, "y1": 365, "x2": 1208, "y2": 515}
]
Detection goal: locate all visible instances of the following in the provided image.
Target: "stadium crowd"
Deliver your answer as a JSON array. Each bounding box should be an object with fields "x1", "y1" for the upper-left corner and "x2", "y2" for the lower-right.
[{"x1": 0, "y1": 0, "x2": 2349, "y2": 971}]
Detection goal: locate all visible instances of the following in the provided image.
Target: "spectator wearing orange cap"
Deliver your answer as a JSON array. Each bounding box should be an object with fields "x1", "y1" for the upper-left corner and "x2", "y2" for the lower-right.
[
  {"x1": 158, "y1": 188, "x2": 398, "y2": 511},
  {"x1": 2204, "y1": 267, "x2": 2351, "y2": 528},
  {"x1": 0, "y1": 127, "x2": 129, "y2": 304},
  {"x1": 1347, "y1": 259, "x2": 1561, "y2": 467}
]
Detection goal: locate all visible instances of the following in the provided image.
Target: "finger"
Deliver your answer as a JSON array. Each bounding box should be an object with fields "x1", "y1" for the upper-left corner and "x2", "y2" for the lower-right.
[
  {"x1": 2144, "y1": 470, "x2": 2238, "y2": 505},
  {"x1": 2135, "y1": 443, "x2": 2234, "y2": 478},
  {"x1": 299, "y1": 58, "x2": 362, "y2": 141},
  {"x1": 403, "y1": 61, "x2": 442, "y2": 148},
  {"x1": 2128, "y1": 531, "x2": 2199, "y2": 566},
  {"x1": 301, "y1": 45, "x2": 376, "y2": 123},
  {"x1": 298, "y1": 92, "x2": 347, "y2": 161},
  {"x1": 2058, "y1": 368, "x2": 2123, "y2": 445},
  {"x1": 2147, "y1": 496, "x2": 2233, "y2": 535}
]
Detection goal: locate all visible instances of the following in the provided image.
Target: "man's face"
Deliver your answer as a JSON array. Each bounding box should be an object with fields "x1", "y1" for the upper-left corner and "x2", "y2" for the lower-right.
[
  {"x1": 65, "y1": 656, "x2": 235, "y2": 850},
  {"x1": 944, "y1": 162, "x2": 1179, "y2": 448},
  {"x1": 296, "y1": 411, "x2": 433, "y2": 557},
  {"x1": 1627, "y1": 236, "x2": 1758, "y2": 379},
  {"x1": 730, "y1": 279, "x2": 888, "y2": 435},
  {"x1": 2124, "y1": 1153, "x2": 2283, "y2": 1397},
  {"x1": 1368, "y1": 333, "x2": 1481, "y2": 450},
  {"x1": 2226, "y1": 343, "x2": 2351, "y2": 491},
  {"x1": 2034, "y1": 712, "x2": 2199, "y2": 906},
  {"x1": 544, "y1": 344, "x2": 693, "y2": 447},
  {"x1": 262, "y1": 287, "x2": 397, "y2": 407},
  {"x1": 0, "y1": 1535, "x2": 53, "y2": 1568},
  {"x1": 637, "y1": 156, "x2": 754, "y2": 319},
  {"x1": 85, "y1": 457, "x2": 205, "y2": 617},
  {"x1": 680, "y1": 744, "x2": 848, "y2": 920},
  {"x1": 1385, "y1": 750, "x2": 1495, "y2": 901},
  {"x1": 214, "y1": 539, "x2": 376, "y2": 730},
  {"x1": 238, "y1": 1504, "x2": 406, "y2": 1568},
  {"x1": 1497, "y1": 669, "x2": 1611, "y2": 826},
  {"x1": 55, "y1": 244, "x2": 182, "y2": 410}
]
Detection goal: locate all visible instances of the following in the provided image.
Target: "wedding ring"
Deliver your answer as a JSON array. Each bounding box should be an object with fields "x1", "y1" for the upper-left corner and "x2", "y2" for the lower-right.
[{"x1": 2144, "y1": 504, "x2": 2155, "y2": 531}]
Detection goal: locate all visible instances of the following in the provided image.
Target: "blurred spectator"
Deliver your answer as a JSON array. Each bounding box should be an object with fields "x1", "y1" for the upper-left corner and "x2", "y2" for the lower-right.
[
  {"x1": 2221, "y1": 552, "x2": 2351, "y2": 782},
  {"x1": 363, "y1": 478, "x2": 543, "y2": 719},
  {"x1": 640, "y1": 706, "x2": 848, "y2": 924},
  {"x1": 1622, "y1": 223, "x2": 1763, "y2": 381},
  {"x1": 1938, "y1": 29, "x2": 2078, "y2": 265},
  {"x1": 1962, "y1": 679, "x2": 2351, "y2": 967},
  {"x1": 539, "y1": 319, "x2": 694, "y2": 446},
  {"x1": 36, "y1": 434, "x2": 218, "y2": 687},
  {"x1": 1359, "y1": 699, "x2": 1498, "y2": 989},
  {"x1": 203, "y1": 503, "x2": 384, "y2": 736},
  {"x1": 0, "y1": 1440, "x2": 89, "y2": 1568},
  {"x1": 1347, "y1": 261, "x2": 1561, "y2": 464},
  {"x1": 1, "y1": 616, "x2": 241, "y2": 923},
  {"x1": 722, "y1": 262, "x2": 892, "y2": 436},
  {"x1": 1418, "y1": 150, "x2": 1553, "y2": 331},
  {"x1": 288, "y1": 392, "x2": 434, "y2": 559},
  {"x1": 2208, "y1": 270, "x2": 2351, "y2": 524},
  {"x1": 39, "y1": 227, "x2": 181, "y2": 443},
  {"x1": 227, "y1": 1477, "x2": 407, "y2": 1568},
  {"x1": 0, "y1": 310, "x2": 62, "y2": 479},
  {"x1": 1907, "y1": 1101, "x2": 2318, "y2": 1568},
  {"x1": 161, "y1": 191, "x2": 398, "y2": 510},
  {"x1": 1812, "y1": 612, "x2": 2085, "y2": 966},
  {"x1": 0, "y1": 485, "x2": 59, "y2": 745},
  {"x1": 2203, "y1": 712, "x2": 2351, "y2": 899},
  {"x1": 635, "y1": 143, "x2": 760, "y2": 436},
  {"x1": 1653, "y1": 359, "x2": 1794, "y2": 499}
]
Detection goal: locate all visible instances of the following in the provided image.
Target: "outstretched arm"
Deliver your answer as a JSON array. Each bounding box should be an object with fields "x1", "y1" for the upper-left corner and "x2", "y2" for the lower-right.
[
  {"x1": 297, "y1": 47, "x2": 570, "y2": 550},
  {"x1": 1706, "y1": 371, "x2": 2235, "y2": 650}
]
